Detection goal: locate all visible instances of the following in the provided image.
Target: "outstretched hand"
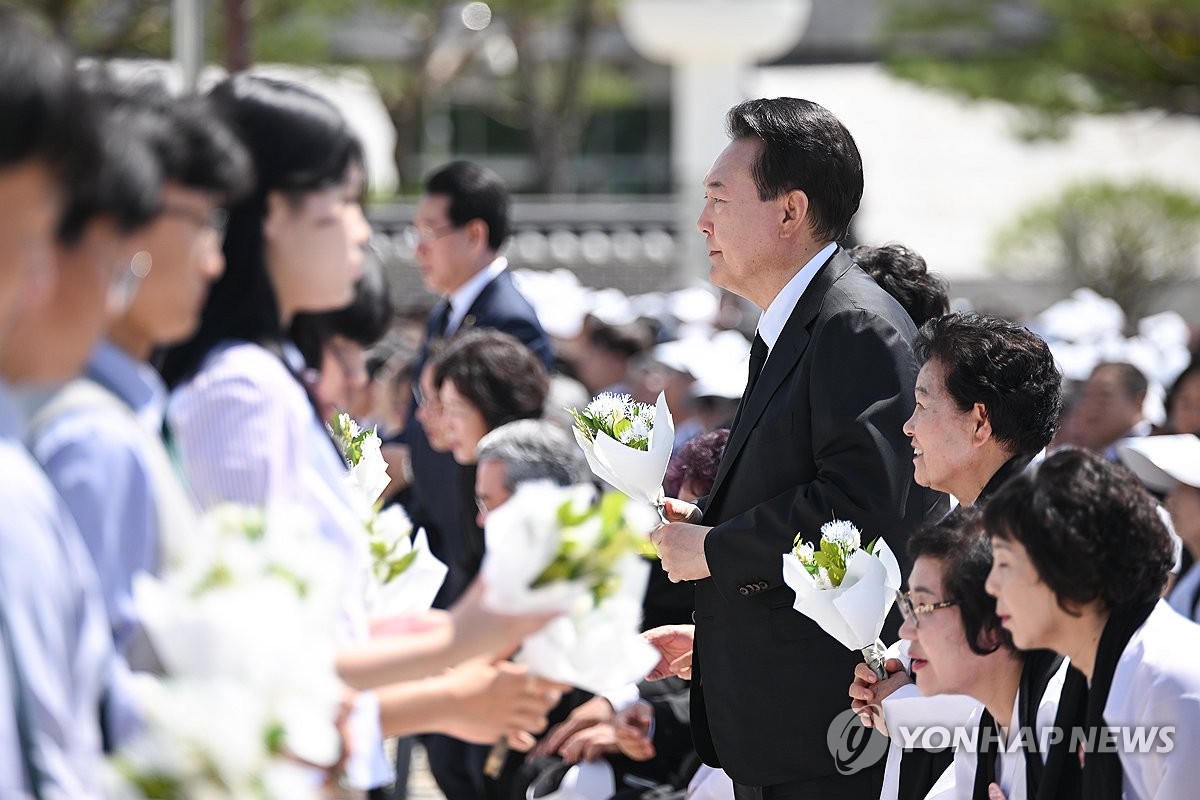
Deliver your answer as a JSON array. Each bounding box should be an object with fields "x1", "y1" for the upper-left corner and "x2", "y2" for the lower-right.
[{"x1": 643, "y1": 624, "x2": 695, "y2": 681}]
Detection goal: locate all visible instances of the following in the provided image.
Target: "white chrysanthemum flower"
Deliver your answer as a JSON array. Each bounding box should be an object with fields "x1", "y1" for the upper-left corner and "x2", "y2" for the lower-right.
[
  {"x1": 616, "y1": 421, "x2": 638, "y2": 445},
  {"x1": 815, "y1": 566, "x2": 834, "y2": 590},
  {"x1": 627, "y1": 415, "x2": 651, "y2": 441},
  {"x1": 820, "y1": 519, "x2": 861, "y2": 552},
  {"x1": 587, "y1": 392, "x2": 633, "y2": 421},
  {"x1": 336, "y1": 412, "x2": 360, "y2": 440},
  {"x1": 795, "y1": 541, "x2": 815, "y2": 563}
]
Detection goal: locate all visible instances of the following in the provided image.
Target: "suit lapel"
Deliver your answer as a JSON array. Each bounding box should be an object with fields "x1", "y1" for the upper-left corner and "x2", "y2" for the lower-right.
[
  {"x1": 463, "y1": 269, "x2": 507, "y2": 330},
  {"x1": 705, "y1": 249, "x2": 855, "y2": 506}
]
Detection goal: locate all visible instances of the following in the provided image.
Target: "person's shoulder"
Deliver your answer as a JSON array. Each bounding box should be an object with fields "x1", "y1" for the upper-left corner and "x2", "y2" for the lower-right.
[
  {"x1": 477, "y1": 273, "x2": 541, "y2": 320},
  {"x1": 33, "y1": 393, "x2": 147, "y2": 473},
  {"x1": 171, "y1": 341, "x2": 306, "y2": 424},
  {"x1": 827, "y1": 263, "x2": 914, "y2": 323},
  {"x1": 178, "y1": 341, "x2": 296, "y2": 398},
  {"x1": 0, "y1": 438, "x2": 62, "y2": 532},
  {"x1": 1125, "y1": 602, "x2": 1200, "y2": 696}
]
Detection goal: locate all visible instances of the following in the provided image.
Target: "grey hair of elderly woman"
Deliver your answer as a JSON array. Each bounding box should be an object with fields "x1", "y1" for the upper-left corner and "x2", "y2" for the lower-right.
[{"x1": 475, "y1": 419, "x2": 591, "y2": 492}]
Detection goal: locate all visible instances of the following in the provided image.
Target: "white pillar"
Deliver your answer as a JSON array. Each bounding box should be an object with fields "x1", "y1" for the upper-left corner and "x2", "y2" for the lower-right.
[
  {"x1": 172, "y1": 0, "x2": 204, "y2": 92},
  {"x1": 619, "y1": 0, "x2": 812, "y2": 280}
]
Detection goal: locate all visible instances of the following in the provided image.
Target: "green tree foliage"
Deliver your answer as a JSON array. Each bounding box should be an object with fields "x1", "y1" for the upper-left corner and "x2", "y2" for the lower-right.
[
  {"x1": 884, "y1": 0, "x2": 1200, "y2": 135},
  {"x1": 991, "y1": 179, "x2": 1200, "y2": 318}
]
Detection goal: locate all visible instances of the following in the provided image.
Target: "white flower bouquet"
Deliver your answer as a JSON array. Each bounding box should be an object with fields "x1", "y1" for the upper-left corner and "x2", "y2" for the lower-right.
[
  {"x1": 110, "y1": 505, "x2": 346, "y2": 799},
  {"x1": 330, "y1": 412, "x2": 447, "y2": 616},
  {"x1": 568, "y1": 392, "x2": 675, "y2": 519},
  {"x1": 480, "y1": 481, "x2": 660, "y2": 689},
  {"x1": 780, "y1": 519, "x2": 902, "y2": 679},
  {"x1": 478, "y1": 482, "x2": 660, "y2": 777}
]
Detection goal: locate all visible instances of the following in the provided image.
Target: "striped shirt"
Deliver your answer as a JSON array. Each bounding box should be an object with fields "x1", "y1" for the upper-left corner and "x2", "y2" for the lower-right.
[{"x1": 167, "y1": 339, "x2": 388, "y2": 789}]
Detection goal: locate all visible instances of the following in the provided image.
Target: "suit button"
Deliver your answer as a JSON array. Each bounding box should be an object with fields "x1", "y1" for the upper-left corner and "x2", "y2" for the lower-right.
[
  {"x1": 738, "y1": 586, "x2": 750, "y2": 596},
  {"x1": 757, "y1": 581, "x2": 769, "y2": 590}
]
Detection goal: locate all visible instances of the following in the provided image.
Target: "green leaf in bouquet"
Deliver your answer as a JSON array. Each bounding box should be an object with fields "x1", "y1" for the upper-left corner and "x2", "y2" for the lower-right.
[
  {"x1": 866, "y1": 537, "x2": 881, "y2": 555},
  {"x1": 382, "y1": 548, "x2": 420, "y2": 583},
  {"x1": 612, "y1": 416, "x2": 633, "y2": 441},
  {"x1": 812, "y1": 549, "x2": 847, "y2": 587},
  {"x1": 567, "y1": 406, "x2": 603, "y2": 443},
  {"x1": 556, "y1": 494, "x2": 604, "y2": 530},
  {"x1": 267, "y1": 564, "x2": 310, "y2": 598},
  {"x1": 114, "y1": 762, "x2": 183, "y2": 799},
  {"x1": 192, "y1": 562, "x2": 235, "y2": 596},
  {"x1": 264, "y1": 720, "x2": 287, "y2": 755}
]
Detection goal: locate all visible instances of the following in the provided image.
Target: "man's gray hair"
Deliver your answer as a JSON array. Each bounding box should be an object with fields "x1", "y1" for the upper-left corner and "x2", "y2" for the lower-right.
[{"x1": 475, "y1": 419, "x2": 591, "y2": 491}]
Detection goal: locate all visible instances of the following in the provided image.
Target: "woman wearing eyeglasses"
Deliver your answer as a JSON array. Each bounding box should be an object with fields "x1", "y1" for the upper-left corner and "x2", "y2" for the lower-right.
[
  {"x1": 882, "y1": 508, "x2": 1085, "y2": 800},
  {"x1": 984, "y1": 448, "x2": 1200, "y2": 800}
]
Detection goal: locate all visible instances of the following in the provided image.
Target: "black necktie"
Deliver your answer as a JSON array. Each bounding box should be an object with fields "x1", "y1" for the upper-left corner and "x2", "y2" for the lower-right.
[
  {"x1": 745, "y1": 333, "x2": 768, "y2": 400},
  {"x1": 731, "y1": 333, "x2": 768, "y2": 432},
  {"x1": 431, "y1": 300, "x2": 451, "y2": 340}
]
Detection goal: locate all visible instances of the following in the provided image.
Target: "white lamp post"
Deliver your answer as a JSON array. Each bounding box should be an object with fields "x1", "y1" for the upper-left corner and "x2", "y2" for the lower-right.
[{"x1": 618, "y1": 0, "x2": 812, "y2": 279}]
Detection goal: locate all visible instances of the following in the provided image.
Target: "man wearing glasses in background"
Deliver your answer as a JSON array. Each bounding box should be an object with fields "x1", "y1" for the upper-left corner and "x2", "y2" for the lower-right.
[
  {"x1": 848, "y1": 312, "x2": 1064, "y2": 800},
  {"x1": 28, "y1": 79, "x2": 252, "y2": 675},
  {"x1": 397, "y1": 160, "x2": 554, "y2": 800}
]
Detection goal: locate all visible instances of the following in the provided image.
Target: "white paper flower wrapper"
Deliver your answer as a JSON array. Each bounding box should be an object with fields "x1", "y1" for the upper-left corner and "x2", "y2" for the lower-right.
[
  {"x1": 479, "y1": 481, "x2": 659, "y2": 691},
  {"x1": 480, "y1": 482, "x2": 602, "y2": 615},
  {"x1": 573, "y1": 391, "x2": 674, "y2": 508},
  {"x1": 513, "y1": 563, "x2": 658, "y2": 694},
  {"x1": 781, "y1": 538, "x2": 902, "y2": 650},
  {"x1": 366, "y1": 527, "x2": 448, "y2": 617}
]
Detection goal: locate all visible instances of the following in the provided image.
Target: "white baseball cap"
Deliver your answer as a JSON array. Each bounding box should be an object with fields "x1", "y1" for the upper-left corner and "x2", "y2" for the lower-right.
[{"x1": 1117, "y1": 434, "x2": 1200, "y2": 493}]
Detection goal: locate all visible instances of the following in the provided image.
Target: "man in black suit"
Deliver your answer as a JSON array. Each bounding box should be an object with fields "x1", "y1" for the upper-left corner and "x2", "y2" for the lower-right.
[
  {"x1": 399, "y1": 160, "x2": 553, "y2": 800},
  {"x1": 403, "y1": 160, "x2": 553, "y2": 606},
  {"x1": 648, "y1": 98, "x2": 948, "y2": 799}
]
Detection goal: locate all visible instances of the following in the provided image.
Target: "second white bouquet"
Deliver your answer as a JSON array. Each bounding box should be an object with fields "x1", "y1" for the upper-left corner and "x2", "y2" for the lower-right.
[
  {"x1": 479, "y1": 481, "x2": 660, "y2": 692},
  {"x1": 781, "y1": 519, "x2": 902, "y2": 679}
]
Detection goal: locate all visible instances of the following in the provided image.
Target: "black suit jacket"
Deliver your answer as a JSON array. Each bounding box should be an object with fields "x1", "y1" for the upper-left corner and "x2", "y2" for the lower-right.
[
  {"x1": 405, "y1": 267, "x2": 554, "y2": 605},
  {"x1": 690, "y1": 250, "x2": 948, "y2": 787}
]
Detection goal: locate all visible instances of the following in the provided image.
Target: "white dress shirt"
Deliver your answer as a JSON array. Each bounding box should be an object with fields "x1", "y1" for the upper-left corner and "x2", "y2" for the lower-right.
[
  {"x1": 949, "y1": 657, "x2": 1069, "y2": 800},
  {"x1": 755, "y1": 242, "x2": 837, "y2": 356},
  {"x1": 446, "y1": 255, "x2": 507, "y2": 335},
  {"x1": 878, "y1": 639, "x2": 981, "y2": 800},
  {"x1": 1104, "y1": 600, "x2": 1200, "y2": 800},
  {"x1": 168, "y1": 340, "x2": 390, "y2": 789}
]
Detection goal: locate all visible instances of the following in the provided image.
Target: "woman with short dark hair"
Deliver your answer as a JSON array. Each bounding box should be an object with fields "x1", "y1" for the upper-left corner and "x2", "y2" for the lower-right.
[
  {"x1": 984, "y1": 447, "x2": 1200, "y2": 800},
  {"x1": 859, "y1": 508, "x2": 1084, "y2": 800},
  {"x1": 433, "y1": 329, "x2": 549, "y2": 465}
]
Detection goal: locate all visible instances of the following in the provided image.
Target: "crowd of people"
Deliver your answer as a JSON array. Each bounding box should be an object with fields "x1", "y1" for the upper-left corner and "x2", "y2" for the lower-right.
[{"x1": 3, "y1": 6, "x2": 1200, "y2": 800}]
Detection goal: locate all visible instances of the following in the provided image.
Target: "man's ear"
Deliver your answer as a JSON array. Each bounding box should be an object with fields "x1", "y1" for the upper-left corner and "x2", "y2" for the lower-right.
[
  {"x1": 780, "y1": 189, "x2": 810, "y2": 238},
  {"x1": 466, "y1": 218, "x2": 490, "y2": 251},
  {"x1": 263, "y1": 190, "x2": 287, "y2": 243},
  {"x1": 973, "y1": 402, "x2": 993, "y2": 447}
]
